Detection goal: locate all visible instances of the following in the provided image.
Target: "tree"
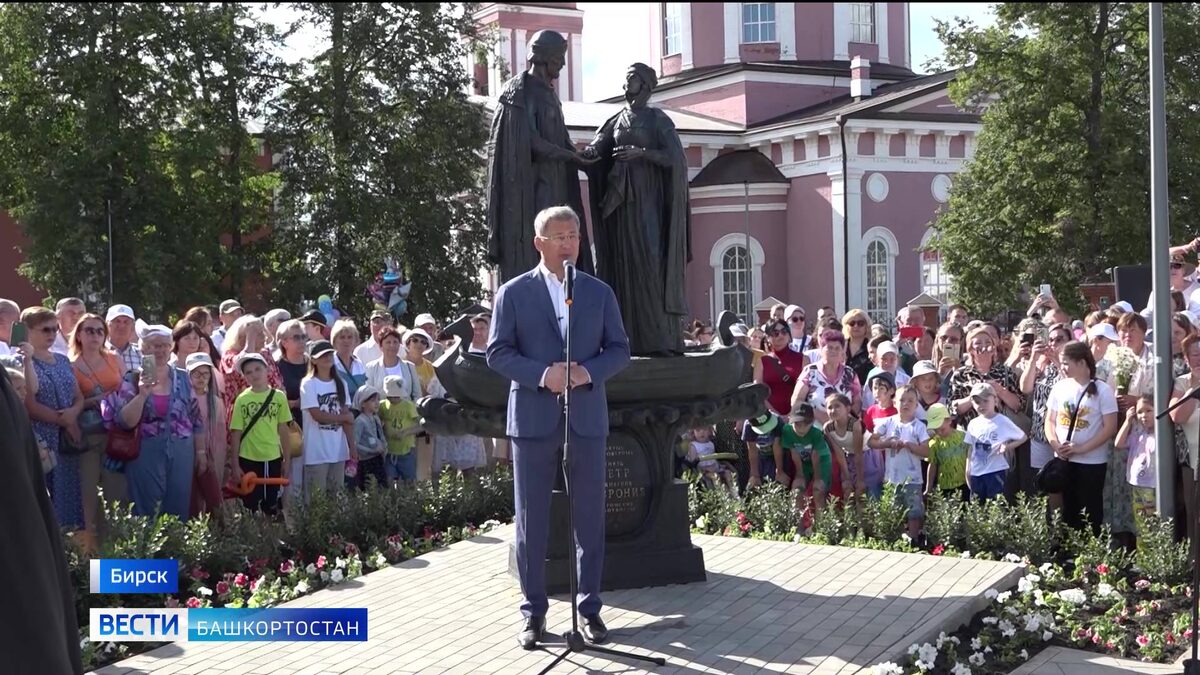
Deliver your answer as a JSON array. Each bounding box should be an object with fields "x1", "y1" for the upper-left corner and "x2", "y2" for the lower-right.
[
  {"x1": 927, "y1": 3, "x2": 1200, "y2": 317},
  {"x1": 268, "y1": 2, "x2": 488, "y2": 322}
]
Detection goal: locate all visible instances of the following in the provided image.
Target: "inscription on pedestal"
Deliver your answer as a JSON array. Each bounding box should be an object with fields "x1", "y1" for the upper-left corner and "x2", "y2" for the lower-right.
[{"x1": 605, "y1": 432, "x2": 652, "y2": 537}]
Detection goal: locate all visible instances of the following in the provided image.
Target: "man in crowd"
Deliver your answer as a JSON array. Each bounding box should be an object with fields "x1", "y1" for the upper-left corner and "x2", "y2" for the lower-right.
[
  {"x1": 414, "y1": 313, "x2": 445, "y2": 361},
  {"x1": 354, "y1": 310, "x2": 395, "y2": 364},
  {"x1": 947, "y1": 304, "x2": 970, "y2": 327},
  {"x1": 212, "y1": 298, "x2": 244, "y2": 352},
  {"x1": 785, "y1": 304, "x2": 812, "y2": 355},
  {"x1": 51, "y1": 297, "x2": 85, "y2": 356},
  {"x1": 300, "y1": 309, "x2": 327, "y2": 342},
  {"x1": 468, "y1": 313, "x2": 491, "y2": 355},
  {"x1": 0, "y1": 299, "x2": 18, "y2": 357},
  {"x1": 896, "y1": 305, "x2": 926, "y2": 374},
  {"x1": 106, "y1": 304, "x2": 142, "y2": 375}
]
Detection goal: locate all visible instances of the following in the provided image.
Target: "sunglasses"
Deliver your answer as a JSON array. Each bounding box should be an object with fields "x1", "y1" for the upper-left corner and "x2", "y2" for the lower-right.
[
  {"x1": 408, "y1": 338, "x2": 429, "y2": 346},
  {"x1": 848, "y1": 319, "x2": 867, "y2": 327},
  {"x1": 788, "y1": 316, "x2": 806, "y2": 323},
  {"x1": 1172, "y1": 262, "x2": 1186, "y2": 270},
  {"x1": 767, "y1": 329, "x2": 789, "y2": 337}
]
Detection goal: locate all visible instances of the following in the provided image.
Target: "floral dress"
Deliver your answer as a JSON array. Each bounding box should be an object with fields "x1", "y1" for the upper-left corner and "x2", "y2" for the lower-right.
[
  {"x1": 947, "y1": 363, "x2": 1024, "y2": 426},
  {"x1": 32, "y1": 353, "x2": 84, "y2": 529},
  {"x1": 1102, "y1": 344, "x2": 1156, "y2": 535}
]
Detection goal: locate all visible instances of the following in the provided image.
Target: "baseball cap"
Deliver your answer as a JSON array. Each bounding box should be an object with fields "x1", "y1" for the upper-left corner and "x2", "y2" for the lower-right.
[
  {"x1": 748, "y1": 412, "x2": 780, "y2": 436},
  {"x1": 184, "y1": 353, "x2": 215, "y2": 373},
  {"x1": 307, "y1": 340, "x2": 335, "y2": 359},
  {"x1": 383, "y1": 374, "x2": 407, "y2": 398},
  {"x1": 220, "y1": 299, "x2": 243, "y2": 315},
  {"x1": 370, "y1": 309, "x2": 392, "y2": 321},
  {"x1": 876, "y1": 340, "x2": 898, "y2": 358},
  {"x1": 969, "y1": 382, "x2": 997, "y2": 400},
  {"x1": 911, "y1": 360, "x2": 939, "y2": 379},
  {"x1": 105, "y1": 304, "x2": 136, "y2": 322},
  {"x1": 235, "y1": 352, "x2": 268, "y2": 372},
  {"x1": 785, "y1": 304, "x2": 805, "y2": 319},
  {"x1": 788, "y1": 403, "x2": 815, "y2": 424},
  {"x1": 729, "y1": 323, "x2": 749, "y2": 338},
  {"x1": 1088, "y1": 323, "x2": 1119, "y2": 342},
  {"x1": 1112, "y1": 301, "x2": 1134, "y2": 314},
  {"x1": 300, "y1": 309, "x2": 327, "y2": 327},
  {"x1": 926, "y1": 403, "x2": 951, "y2": 429},
  {"x1": 867, "y1": 371, "x2": 896, "y2": 390},
  {"x1": 414, "y1": 313, "x2": 437, "y2": 328}
]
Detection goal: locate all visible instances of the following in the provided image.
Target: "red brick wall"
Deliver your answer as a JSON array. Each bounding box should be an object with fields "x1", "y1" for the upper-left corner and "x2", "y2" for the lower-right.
[{"x1": 0, "y1": 209, "x2": 47, "y2": 308}]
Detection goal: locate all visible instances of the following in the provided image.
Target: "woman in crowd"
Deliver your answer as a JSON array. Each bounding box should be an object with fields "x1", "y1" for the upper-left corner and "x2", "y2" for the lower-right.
[
  {"x1": 791, "y1": 329, "x2": 862, "y2": 424},
  {"x1": 300, "y1": 340, "x2": 355, "y2": 498},
  {"x1": 1046, "y1": 341, "x2": 1119, "y2": 535},
  {"x1": 1089, "y1": 322, "x2": 1119, "y2": 384},
  {"x1": 757, "y1": 319, "x2": 807, "y2": 416},
  {"x1": 69, "y1": 313, "x2": 125, "y2": 544},
  {"x1": 331, "y1": 319, "x2": 367, "y2": 399},
  {"x1": 182, "y1": 307, "x2": 222, "y2": 361},
  {"x1": 842, "y1": 309, "x2": 873, "y2": 387},
  {"x1": 23, "y1": 307, "x2": 85, "y2": 530},
  {"x1": 219, "y1": 314, "x2": 283, "y2": 418},
  {"x1": 263, "y1": 309, "x2": 291, "y2": 358},
  {"x1": 1170, "y1": 333, "x2": 1200, "y2": 547},
  {"x1": 1171, "y1": 312, "x2": 1193, "y2": 377},
  {"x1": 185, "y1": 353, "x2": 225, "y2": 518},
  {"x1": 404, "y1": 328, "x2": 438, "y2": 396},
  {"x1": 1021, "y1": 322, "x2": 1070, "y2": 508},
  {"x1": 366, "y1": 327, "x2": 420, "y2": 401},
  {"x1": 103, "y1": 324, "x2": 204, "y2": 520},
  {"x1": 948, "y1": 326, "x2": 1023, "y2": 427},
  {"x1": 932, "y1": 321, "x2": 966, "y2": 379},
  {"x1": 274, "y1": 319, "x2": 308, "y2": 505},
  {"x1": 1107, "y1": 312, "x2": 1155, "y2": 545},
  {"x1": 689, "y1": 321, "x2": 715, "y2": 348}
]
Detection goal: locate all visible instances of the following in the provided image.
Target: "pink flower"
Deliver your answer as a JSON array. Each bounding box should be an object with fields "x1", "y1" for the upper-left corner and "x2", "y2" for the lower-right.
[
  {"x1": 189, "y1": 567, "x2": 208, "y2": 581},
  {"x1": 1136, "y1": 635, "x2": 1150, "y2": 647},
  {"x1": 316, "y1": 555, "x2": 327, "y2": 570},
  {"x1": 1076, "y1": 628, "x2": 1090, "y2": 639},
  {"x1": 1096, "y1": 564, "x2": 1110, "y2": 575},
  {"x1": 164, "y1": 597, "x2": 180, "y2": 608},
  {"x1": 1167, "y1": 632, "x2": 1176, "y2": 645},
  {"x1": 1092, "y1": 633, "x2": 1102, "y2": 645},
  {"x1": 233, "y1": 573, "x2": 248, "y2": 588},
  {"x1": 1186, "y1": 628, "x2": 1194, "y2": 640},
  {"x1": 250, "y1": 577, "x2": 262, "y2": 592},
  {"x1": 216, "y1": 581, "x2": 230, "y2": 595},
  {"x1": 1152, "y1": 600, "x2": 1162, "y2": 611},
  {"x1": 186, "y1": 597, "x2": 201, "y2": 609},
  {"x1": 1135, "y1": 579, "x2": 1151, "y2": 591},
  {"x1": 1106, "y1": 640, "x2": 1116, "y2": 650},
  {"x1": 931, "y1": 544, "x2": 945, "y2": 556},
  {"x1": 279, "y1": 560, "x2": 294, "y2": 574}
]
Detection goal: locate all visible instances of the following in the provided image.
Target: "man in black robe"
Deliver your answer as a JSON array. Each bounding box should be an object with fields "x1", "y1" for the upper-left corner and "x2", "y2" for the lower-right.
[
  {"x1": 0, "y1": 366, "x2": 83, "y2": 674},
  {"x1": 485, "y1": 29, "x2": 596, "y2": 283}
]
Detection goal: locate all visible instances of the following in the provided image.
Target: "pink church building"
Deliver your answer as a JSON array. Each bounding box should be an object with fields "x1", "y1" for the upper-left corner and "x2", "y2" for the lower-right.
[{"x1": 473, "y1": 2, "x2": 979, "y2": 327}]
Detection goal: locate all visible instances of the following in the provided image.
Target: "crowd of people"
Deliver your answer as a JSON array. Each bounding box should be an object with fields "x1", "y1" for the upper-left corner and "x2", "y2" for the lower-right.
[
  {"x1": 0, "y1": 296, "x2": 502, "y2": 549},
  {"x1": 681, "y1": 255, "x2": 1200, "y2": 549}
]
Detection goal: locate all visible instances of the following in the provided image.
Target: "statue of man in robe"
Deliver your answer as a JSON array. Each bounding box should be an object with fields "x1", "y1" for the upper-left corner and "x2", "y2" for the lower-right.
[{"x1": 485, "y1": 30, "x2": 597, "y2": 282}]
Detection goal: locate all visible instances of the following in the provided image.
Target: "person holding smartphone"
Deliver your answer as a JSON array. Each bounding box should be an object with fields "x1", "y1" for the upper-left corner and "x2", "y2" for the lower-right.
[
  {"x1": 1020, "y1": 322, "x2": 1070, "y2": 504},
  {"x1": 0, "y1": 298, "x2": 20, "y2": 357}
]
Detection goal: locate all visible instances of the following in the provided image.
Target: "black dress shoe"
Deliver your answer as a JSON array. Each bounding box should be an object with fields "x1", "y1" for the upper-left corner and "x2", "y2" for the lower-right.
[
  {"x1": 518, "y1": 616, "x2": 545, "y2": 650},
  {"x1": 581, "y1": 613, "x2": 609, "y2": 644}
]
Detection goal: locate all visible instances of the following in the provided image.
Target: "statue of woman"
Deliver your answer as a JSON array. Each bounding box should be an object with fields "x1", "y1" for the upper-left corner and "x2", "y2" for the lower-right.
[{"x1": 584, "y1": 63, "x2": 691, "y2": 356}]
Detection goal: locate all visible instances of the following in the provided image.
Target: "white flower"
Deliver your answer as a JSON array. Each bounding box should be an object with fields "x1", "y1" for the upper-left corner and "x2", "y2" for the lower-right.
[
  {"x1": 917, "y1": 643, "x2": 938, "y2": 664},
  {"x1": 1024, "y1": 614, "x2": 1041, "y2": 632},
  {"x1": 984, "y1": 589, "x2": 999, "y2": 600},
  {"x1": 320, "y1": 570, "x2": 330, "y2": 582},
  {"x1": 1018, "y1": 574, "x2": 1042, "y2": 593},
  {"x1": 1056, "y1": 589, "x2": 1087, "y2": 605},
  {"x1": 1004, "y1": 553, "x2": 1023, "y2": 563},
  {"x1": 197, "y1": 586, "x2": 213, "y2": 597},
  {"x1": 984, "y1": 647, "x2": 992, "y2": 654},
  {"x1": 793, "y1": 534, "x2": 803, "y2": 543},
  {"x1": 873, "y1": 663, "x2": 904, "y2": 675},
  {"x1": 908, "y1": 644, "x2": 920, "y2": 656},
  {"x1": 916, "y1": 659, "x2": 933, "y2": 672},
  {"x1": 335, "y1": 556, "x2": 348, "y2": 570},
  {"x1": 1097, "y1": 582, "x2": 1116, "y2": 598},
  {"x1": 373, "y1": 552, "x2": 388, "y2": 568},
  {"x1": 997, "y1": 591, "x2": 1012, "y2": 604},
  {"x1": 79, "y1": 638, "x2": 89, "y2": 650},
  {"x1": 998, "y1": 619, "x2": 1016, "y2": 638},
  {"x1": 1033, "y1": 589, "x2": 1047, "y2": 607},
  {"x1": 331, "y1": 569, "x2": 344, "y2": 583},
  {"x1": 951, "y1": 664, "x2": 972, "y2": 675},
  {"x1": 294, "y1": 580, "x2": 309, "y2": 594},
  {"x1": 969, "y1": 652, "x2": 986, "y2": 666},
  {"x1": 305, "y1": 563, "x2": 317, "y2": 576},
  {"x1": 970, "y1": 637, "x2": 983, "y2": 650},
  {"x1": 902, "y1": 533, "x2": 912, "y2": 543},
  {"x1": 1019, "y1": 649, "x2": 1029, "y2": 660},
  {"x1": 961, "y1": 550, "x2": 972, "y2": 559},
  {"x1": 949, "y1": 636, "x2": 961, "y2": 645},
  {"x1": 1043, "y1": 630, "x2": 1053, "y2": 642},
  {"x1": 694, "y1": 516, "x2": 706, "y2": 528},
  {"x1": 982, "y1": 617, "x2": 998, "y2": 625},
  {"x1": 1005, "y1": 607, "x2": 1021, "y2": 617}
]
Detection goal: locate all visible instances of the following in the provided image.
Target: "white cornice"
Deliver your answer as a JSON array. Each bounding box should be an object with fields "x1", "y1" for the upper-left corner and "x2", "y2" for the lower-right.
[
  {"x1": 652, "y1": 70, "x2": 895, "y2": 103},
  {"x1": 692, "y1": 203, "x2": 788, "y2": 214},
  {"x1": 473, "y1": 4, "x2": 584, "y2": 21},
  {"x1": 691, "y1": 184, "x2": 790, "y2": 198},
  {"x1": 780, "y1": 155, "x2": 967, "y2": 179}
]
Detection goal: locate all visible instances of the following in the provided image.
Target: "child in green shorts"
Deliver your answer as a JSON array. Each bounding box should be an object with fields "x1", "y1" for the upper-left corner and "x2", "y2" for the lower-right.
[{"x1": 783, "y1": 403, "x2": 833, "y2": 515}]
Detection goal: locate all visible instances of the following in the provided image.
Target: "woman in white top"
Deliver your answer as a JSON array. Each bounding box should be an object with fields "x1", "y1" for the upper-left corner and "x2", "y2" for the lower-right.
[
  {"x1": 1045, "y1": 341, "x2": 1119, "y2": 535},
  {"x1": 1169, "y1": 333, "x2": 1200, "y2": 547},
  {"x1": 300, "y1": 340, "x2": 356, "y2": 499},
  {"x1": 364, "y1": 328, "x2": 420, "y2": 401},
  {"x1": 330, "y1": 319, "x2": 367, "y2": 400}
]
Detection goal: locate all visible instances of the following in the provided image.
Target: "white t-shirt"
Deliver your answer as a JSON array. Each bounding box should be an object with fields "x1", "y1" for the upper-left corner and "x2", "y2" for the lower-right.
[
  {"x1": 872, "y1": 415, "x2": 930, "y2": 486},
  {"x1": 353, "y1": 338, "x2": 382, "y2": 365},
  {"x1": 300, "y1": 376, "x2": 351, "y2": 465},
  {"x1": 0, "y1": 340, "x2": 10, "y2": 358},
  {"x1": 965, "y1": 413, "x2": 1025, "y2": 476},
  {"x1": 51, "y1": 331, "x2": 69, "y2": 356},
  {"x1": 1046, "y1": 378, "x2": 1118, "y2": 465}
]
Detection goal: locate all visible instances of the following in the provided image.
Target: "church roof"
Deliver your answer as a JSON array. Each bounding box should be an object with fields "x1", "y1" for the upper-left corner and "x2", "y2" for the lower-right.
[
  {"x1": 612, "y1": 60, "x2": 921, "y2": 101},
  {"x1": 691, "y1": 149, "x2": 788, "y2": 187},
  {"x1": 468, "y1": 95, "x2": 743, "y2": 134}
]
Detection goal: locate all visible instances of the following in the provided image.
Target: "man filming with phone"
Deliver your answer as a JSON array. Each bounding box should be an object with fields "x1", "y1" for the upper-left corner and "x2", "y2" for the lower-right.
[{"x1": 895, "y1": 306, "x2": 926, "y2": 375}]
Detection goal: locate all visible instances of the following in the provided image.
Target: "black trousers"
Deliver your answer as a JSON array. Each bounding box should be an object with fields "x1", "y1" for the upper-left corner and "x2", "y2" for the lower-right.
[
  {"x1": 239, "y1": 456, "x2": 283, "y2": 514},
  {"x1": 1063, "y1": 461, "x2": 1107, "y2": 535}
]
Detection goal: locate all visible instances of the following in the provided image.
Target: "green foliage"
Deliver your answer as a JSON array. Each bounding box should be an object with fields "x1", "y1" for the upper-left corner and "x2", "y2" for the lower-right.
[
  {"x1": 1134, "y1": 515, "x2": 1191, "y2": 585},
  {"x1": 742, "y1": 481, "x2": 799, "y2": 536},
  {"x1": 928, "y1": 3, "x2": 1200, "y2": 317}
]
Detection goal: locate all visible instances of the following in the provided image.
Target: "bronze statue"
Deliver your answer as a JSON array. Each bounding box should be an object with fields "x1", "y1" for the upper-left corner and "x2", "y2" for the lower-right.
[
  {"x1": 584, "y1": 63, "x2": 691, "y2": 356},
  {"x1": 485, "y1": 29, "x2": 596, "y2": 282}
]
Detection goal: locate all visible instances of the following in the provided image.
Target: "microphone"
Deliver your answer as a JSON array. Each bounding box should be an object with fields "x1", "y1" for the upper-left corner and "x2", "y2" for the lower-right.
[{"x1": 562, "y1": 261, "x2": 576, "y2": 304}]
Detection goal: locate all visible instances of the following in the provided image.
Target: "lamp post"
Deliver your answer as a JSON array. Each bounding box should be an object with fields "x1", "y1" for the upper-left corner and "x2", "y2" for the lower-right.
[{"x1": 1149, "y1": 2, "x2": 1174, "y2": 519}]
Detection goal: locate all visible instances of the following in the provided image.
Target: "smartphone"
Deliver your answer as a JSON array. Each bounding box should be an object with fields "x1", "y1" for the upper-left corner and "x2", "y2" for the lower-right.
[
  {"x1": 943, "y1": 342, "x2": 961, "y2": 362},
  {"x1": 899, "y1": 325, "x2": 924, "y2": 341},
  {"x1": 141, "y1": 354, "x2": 157, "y2": 385},
  {"x1": 1039, "y1": 283, "x2": 1052, "y2": 298},
  {"x1": 1020, "y1": 333, "x2": 1035, "y2": 346},
  {"x1": 9, "y1": 322, "x2": 26, "y2": 346}
]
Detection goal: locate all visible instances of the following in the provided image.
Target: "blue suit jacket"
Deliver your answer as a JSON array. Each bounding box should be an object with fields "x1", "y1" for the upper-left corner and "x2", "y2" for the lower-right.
[{"x1": 487, "y1": 267, "x2": 631, "y2": 439}]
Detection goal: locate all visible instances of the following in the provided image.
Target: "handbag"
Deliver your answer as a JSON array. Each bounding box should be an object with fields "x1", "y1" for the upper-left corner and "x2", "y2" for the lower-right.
[
  {"x1": 763, "y1": 354, "x2": 793, "y2": 385},
  {"x1": 106, "y1": 424, "x2": 142, "y2": 462},
  {"x1": 1037, "y1": 382, "x2": 1089, "y2": 494},
  {"x1": 285, "y1": 420, "x2": 303, "y2": 460},
  {"x1": 40, "y1": 358, "x2": 89, "y2": 456}
]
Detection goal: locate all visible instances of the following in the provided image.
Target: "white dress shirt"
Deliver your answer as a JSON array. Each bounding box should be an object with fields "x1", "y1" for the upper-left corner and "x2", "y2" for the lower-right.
[
  {"x1": 536, "y1": 262, "x2": 589, "y2": 387},
  {"x1": 51, "y1": 331, "x2": 69, "y2": 356},
  {"x1": 353, "y1": 337, "x2": 382, "y2": 365}
]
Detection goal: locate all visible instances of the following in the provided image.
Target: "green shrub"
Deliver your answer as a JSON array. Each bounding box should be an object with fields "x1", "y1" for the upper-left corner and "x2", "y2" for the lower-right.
[
  {"x1": 1135, "y1": 515, "x2": 1191, "y2": 585},
  {"x1": 861, "y1": 483, "x2": 907, "y2": 543},
  {"x1": 962, "y1": 494, "x2": 1010, "y2": 555},
  {"x1": 924, "y1": 493, "x2": 966, "y2": 549},
  {"x1": 1005, "y1": 493, "x2": 1059, "y2": 563},
  {"x1": 743, "y1": 481, "x2": 798, "y2": 536}
]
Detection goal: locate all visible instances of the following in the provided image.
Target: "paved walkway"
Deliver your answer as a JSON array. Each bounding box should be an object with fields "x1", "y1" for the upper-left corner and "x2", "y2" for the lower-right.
[
  {"x1": 1012, "y1": 646, "x2": 1190, "y2": 675},
  {"x1": 94, "y1": 527, "x2": 1023, "y2": 675}
]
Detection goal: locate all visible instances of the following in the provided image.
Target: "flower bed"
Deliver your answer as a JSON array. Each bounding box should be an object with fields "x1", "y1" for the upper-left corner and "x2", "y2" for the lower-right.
[
  {"x1": 689, "y1": 480, "x2": 1195, "y2": 674},
  {"x1": 76, "y1": 470, "x2": 515, "y2": 669}
]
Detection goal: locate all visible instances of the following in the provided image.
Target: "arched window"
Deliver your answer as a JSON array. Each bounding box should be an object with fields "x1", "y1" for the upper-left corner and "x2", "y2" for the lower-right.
[
  {"x1": 710, "y1": 233, "x2": 765, "y2": 323},
  {"x1": 919, "y1": 229, "x2": 952, "y2": 306},
  {"x1": 721, "y1": 245, "x2": 749, "y2": 318},
  {"x1": 861, "y1": 226, "x2": 897, "y2": 325}
]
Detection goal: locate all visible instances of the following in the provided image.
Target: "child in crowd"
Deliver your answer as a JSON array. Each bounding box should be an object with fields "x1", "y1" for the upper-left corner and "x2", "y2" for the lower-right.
[
  {"x1": 924, "y1": 403, "x2": 969, "y2": 502},
  {"x1": 745, "y1": 412, "x2": 785, "y2": 488},
  {"x1": 1116, "y1": 394, "x2": 1157, "y2": 543},
  {"x1": 863, "y1": 341, "x2": 911, "y2": 408},
  {"x1": 964, "y1": 383, "x2": 1027, "y2": 502},
  {"x1": 300, "y1": 340, "x2": 356, "y2": 500},
  {"x1": 228, "y1": 353, "x2": 291, "y2": 514},
  {"x1": 869, "y1": 385, "x2": 929, "y2": 541},
  {"x1": 7, "y1": 367, "x2": 55, "y2": 474},
  {"x1": 823, "y1": 393, "x2": 866, "y2": 510},
  {"x1": 351, "y1": 385, "x2": 388, "y2": 489},
  {"x1": 864, "y1": 372, "x2": 897, "y2": 433},
  {"x1": 782, "y1": 403, "x2": 833, "y2": 515},
  {"x1": 687, "y1": 425, "x2": 736, "y2": 494},
  {"x1": 379, "y1": 375, "x2": 421, "y2": 486}
]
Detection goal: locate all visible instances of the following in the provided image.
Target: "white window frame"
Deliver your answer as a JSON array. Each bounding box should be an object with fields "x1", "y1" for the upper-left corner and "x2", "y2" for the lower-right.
[
  {"x1": 741, "y1": 3, "x2": 776, "y2": 44},
  {"x1": 664, "y1": 3, "x2": 683, "y2": 56},
  {"x1": 710, "y1": 233, "x2": 765, "y2": 323},
  {"x1": 861, "y1": 226, "x2": 897, "y2": 325},
  {"x1": 850, "y1": 2, "x2": 875, "y2": 44},
  {"x1": 918, "y1": 229, "x2": 952, "y2": 309}
]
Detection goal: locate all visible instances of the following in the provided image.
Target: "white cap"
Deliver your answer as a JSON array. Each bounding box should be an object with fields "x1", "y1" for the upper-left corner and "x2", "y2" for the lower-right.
[
  {"x1": 135, "y1": 320, "x2": 171, "y2": 340},
  {"x1": 784, "y1": 304, "x2": 805, "y2": 319},
  {"x1": 263, "y1": 308, "x2": 291, "y2": 326},
  {"x1": 184, "y1": 353, "x2": 215, "y2": 373},
  {"x1": 106, "y1": 304, "x2": 135, "y2": 322},
  {"x1": 404, "y1": 328, "x2": 435, "y2": 353},
  {"x1": 911, "y1": 360, "x2": 939, "y2": 379},
  {"x1": 414, "y1": 313, "x2": 437, "y2": 328},
  {"x1": 235, "y1": 351, "x2": 268, "y2": 372},
  {"x1": 876, "y1": 340, "x2": 898, "y2": 357},
  {"x1": 383, "y1": 374, "x2": 407, "y2": 398},
  {"x1": 1088, "y1": 323, "x2": 1119, "y2": 342},
  {"x1": 1112, "y1": 301, "x2": 1134, "y2": 313}
]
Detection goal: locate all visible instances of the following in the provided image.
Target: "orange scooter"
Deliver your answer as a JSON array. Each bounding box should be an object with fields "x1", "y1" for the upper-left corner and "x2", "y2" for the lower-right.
[{"x1": 223, "y1": 472, "x2": 290, "y2": 498}]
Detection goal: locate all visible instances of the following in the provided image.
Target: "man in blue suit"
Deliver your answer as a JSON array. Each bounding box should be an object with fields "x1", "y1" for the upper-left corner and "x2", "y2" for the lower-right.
[{"x1": 487, "y1": 205, "x2": 631, "y2": 649}]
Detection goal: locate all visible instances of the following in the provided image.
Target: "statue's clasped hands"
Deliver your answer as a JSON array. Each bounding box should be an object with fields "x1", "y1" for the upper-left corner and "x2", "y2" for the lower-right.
[{"x1": 613, "y1": 145, "x2": 644, "y2": 161}]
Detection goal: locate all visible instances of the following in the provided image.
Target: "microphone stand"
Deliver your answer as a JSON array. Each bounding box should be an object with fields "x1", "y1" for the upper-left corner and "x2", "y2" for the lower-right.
[
  {"x1": 1161, "y1": 387, "x2": 1200, "y2": 675},
  {"x1": 537, "y1": 261, "x2": 665, "y2": 675}
]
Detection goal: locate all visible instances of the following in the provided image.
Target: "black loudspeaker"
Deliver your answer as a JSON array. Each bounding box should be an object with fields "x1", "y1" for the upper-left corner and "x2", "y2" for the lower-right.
[{"x1": 1112, "y1": 265, "x2": 1152, "y2": 307}]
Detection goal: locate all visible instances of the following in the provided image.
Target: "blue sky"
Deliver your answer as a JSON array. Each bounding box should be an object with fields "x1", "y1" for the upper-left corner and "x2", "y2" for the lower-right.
[{"x1": 579, "y1": 2, "x2": 998, "y2": 100}]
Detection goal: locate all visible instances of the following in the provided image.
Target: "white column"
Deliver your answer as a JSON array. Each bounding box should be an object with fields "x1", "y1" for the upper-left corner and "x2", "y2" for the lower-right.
[
  {"x1": 905, "y1": 131, "x2": 922, "y2": 158},
  {"x1": 828, "y1": 169, "x2": 863, "y2": 315},
  {"x1": 649, "y1": 4, "x2": 663, "y2": 71},
  {"x1": 803, "y1": 135, "x2": 818, "y2": 160},
  {"x1": 723, "y1": 2, "x2": 740, "y2": 63},
  {"x1": 700, "y1": 145, "x2": 719, "y2": 168},
  {"x1": 935, "y1": 131, "x2": 957, "y2": 159},
  {"x1": 833, "y1": 2, "x2": 850, "y2": 60},
  {"x1": 964, "y1": 134, "x2": 977, "y2": 159},
  {"x1": 822, "y1": 130, "x2": 840, "y2": 158},
  {"x1": 513, "y1": 28, "x2": 527, "y2": 76},
  {"x1": 562, "y1": 34, "x2": 571, "y2": 100},
  {"x1": 486, "y1": 48, "x2": 499, "y2": 98},
  {"x1": 903, "y1": 3, "x2": 911, "y2": 69},
  {"x1": 875, "y1": 2, "x2": 889, "y2": 63},
  {"x1": 780, "y1": 139, "x2": 795, "y2": 164},
  {"x1": 777, "y1": 2, "x2": 796, "y2": 58},
  {"x1": 570, "y1": 33, "x2": 583, "y2": 101},
  {"x1": 460, "y1": 50, "x2": 473, "y2": 96},
  {"x1": 843, "y1": 169, "x2": 866, "y2": 313},
  {"x1": 498, "y1": 29, "x2": 512, "y2": 79},
  {"x1": 874, "y1": 130, "x2": 888, "y2": 157},
  {"x1": 681, "y1": 2, "x2": 695, "y2": 70},
  {"x1": 755, "y1": 143, "x2": 772, "y2": 160}
]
